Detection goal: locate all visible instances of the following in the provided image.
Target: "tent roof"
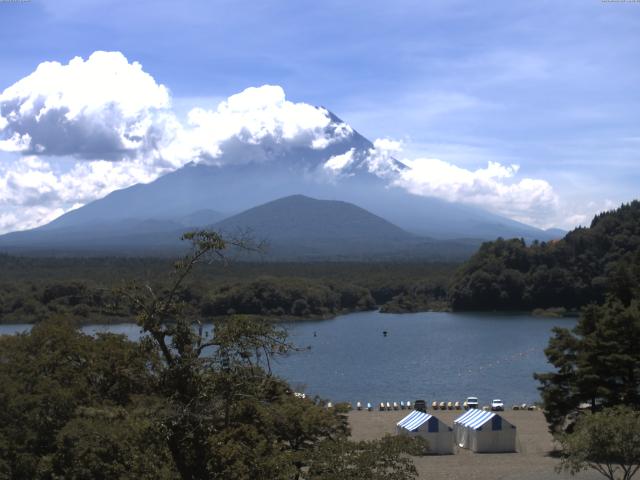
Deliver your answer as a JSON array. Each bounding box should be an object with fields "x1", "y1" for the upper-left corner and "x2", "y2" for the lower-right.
[
  {"x1": 397, "y1": 410, "x2": 433, "y2": 432},
  {"x1": 454, "y1": 409, "x2": 498, "y2": 430}
]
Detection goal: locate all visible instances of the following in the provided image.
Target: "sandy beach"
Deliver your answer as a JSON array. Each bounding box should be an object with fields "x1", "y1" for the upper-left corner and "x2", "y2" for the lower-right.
[{"x1": 348, "y1": 409, "x2": 601, "y2": 480}]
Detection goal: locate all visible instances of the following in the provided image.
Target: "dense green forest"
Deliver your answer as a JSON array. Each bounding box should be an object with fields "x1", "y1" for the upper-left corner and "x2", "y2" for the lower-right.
[
  {"x1": 3, "y1": 201, "x2": 640, "y2": 324},
  {"x1": 0, "y1": 256, "x2": 455, "y2": 324},
  {"x1": 0, "y1": 233, "x2": 426, "y2": 479},
  {"x1": 449, "y1": 201, "x2": 640, "y2": 311}
]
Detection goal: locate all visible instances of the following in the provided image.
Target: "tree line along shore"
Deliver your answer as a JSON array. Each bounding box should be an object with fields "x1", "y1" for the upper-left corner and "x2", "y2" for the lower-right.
[
  {"x1": 1, "y1": 201, "x2": 639, "y2": 325},
  {"x1": 0, "y1": 258, "x2": 454, "y2": 325}
]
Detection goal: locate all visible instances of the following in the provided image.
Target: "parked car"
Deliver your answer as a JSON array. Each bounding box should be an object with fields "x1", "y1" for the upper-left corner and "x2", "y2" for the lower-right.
[
  {"x1": 491, "y1": 399, "x2": 504, "y2": 411},
  {"x1": 466, "y1": 396, "x2": 479, "y2": 409},
  {"x1": 414, "y1": 399, "x2": 427, "y2": 412}
]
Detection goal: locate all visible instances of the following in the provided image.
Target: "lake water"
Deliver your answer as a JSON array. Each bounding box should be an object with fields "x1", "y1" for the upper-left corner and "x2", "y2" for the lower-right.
[{"x1": 0, "y1": 311, "x2": 574, "y2": 406}]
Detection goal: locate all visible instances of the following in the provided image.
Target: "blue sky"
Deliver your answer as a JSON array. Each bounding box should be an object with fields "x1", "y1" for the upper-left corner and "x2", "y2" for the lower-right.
[{"x1": 0, "y1": 0, "x2": 638, "y2": 232}]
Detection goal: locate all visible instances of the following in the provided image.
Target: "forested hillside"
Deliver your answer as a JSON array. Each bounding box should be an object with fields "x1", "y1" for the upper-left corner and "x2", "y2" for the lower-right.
[
  {"x1": 449, "y1": 201, "x2": 640, "y2": 311},
  {"x1": 0, "y1": 256, "x2": 455, "y2": 324}
]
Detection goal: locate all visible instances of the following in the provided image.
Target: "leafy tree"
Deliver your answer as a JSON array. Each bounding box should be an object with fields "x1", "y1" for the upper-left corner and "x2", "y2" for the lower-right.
[
  {"x1": 120, "y1": 230, "x2": 425, "y2": 479},
  {"x1": 557, "y1": 407, "x2": 640, "y2": 480},
  {"x1": 45, "y1": 407, "x2": 177, "y2": 480},
  {"x1": 0, "y1": 318, "x2": 155, "y2": 478},
  {"x1": 307, "y1": 435, "x2": 426, "y2": 480}
]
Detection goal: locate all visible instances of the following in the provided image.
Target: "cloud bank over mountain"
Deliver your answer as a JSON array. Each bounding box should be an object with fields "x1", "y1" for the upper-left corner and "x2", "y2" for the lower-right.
[
  {"x1": 0, "y1": 51, "x2": 568, "y2": 233},
  {"x1": 362, "y1": 140, "x2": 558, "y2": 227}
]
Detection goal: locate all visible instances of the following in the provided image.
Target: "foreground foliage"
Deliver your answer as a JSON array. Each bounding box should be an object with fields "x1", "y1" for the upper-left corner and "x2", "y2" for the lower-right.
[
  {"x1": 557, "y1": 407, "x2": 640, "y2": 480},
  {"x1": 0, "y1": 231, "x2": 426, "y2": 479}
]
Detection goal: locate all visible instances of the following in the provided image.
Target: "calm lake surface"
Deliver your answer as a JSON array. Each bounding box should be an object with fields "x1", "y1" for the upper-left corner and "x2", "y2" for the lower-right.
[{"x1": 0, "y1": 311, "x2": 575, "y2": 406}]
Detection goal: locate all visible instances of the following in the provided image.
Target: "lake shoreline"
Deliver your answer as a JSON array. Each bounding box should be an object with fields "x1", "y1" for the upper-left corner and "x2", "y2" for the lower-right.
[{"x1": 0, "y1": 305, "x2": 559, "y2": 327}]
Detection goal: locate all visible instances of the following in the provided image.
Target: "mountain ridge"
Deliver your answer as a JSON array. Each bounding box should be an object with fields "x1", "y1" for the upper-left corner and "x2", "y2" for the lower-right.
[
  {"x1": 0, "y1": 194, "x2": 480, "y2": 260},
  {"x1": 0, "y1": 109, "x2": 563, "y2": 256}
]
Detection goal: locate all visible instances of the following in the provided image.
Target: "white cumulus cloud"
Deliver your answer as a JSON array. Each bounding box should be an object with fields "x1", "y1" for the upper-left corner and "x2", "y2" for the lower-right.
[
  {"x1": 324, "y1": 148, "x2": 355, "y2": 172},
  {"x1": 176, "y1": 85, "x2": 352, "y2": 163},
  {"x1": 0, "y1": 51, "x2": 174, "y2": 160},
  {"x1": 363, "y1": 139, "x2": 559, "y2": 227}
]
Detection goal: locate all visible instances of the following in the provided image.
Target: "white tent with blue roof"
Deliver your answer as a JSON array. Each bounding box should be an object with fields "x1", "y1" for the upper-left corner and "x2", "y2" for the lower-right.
[
  {"x1": 396, "y1": 410, "x2": 454, "y2": 454},
  {"x1": 454, "y1": 409, "x2": 516, "y2": 453}
]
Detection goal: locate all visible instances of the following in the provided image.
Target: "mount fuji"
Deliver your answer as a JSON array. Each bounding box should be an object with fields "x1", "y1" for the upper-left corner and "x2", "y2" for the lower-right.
[{"x1": 0, "y1": 111, "x2": 561, "y2": 259}]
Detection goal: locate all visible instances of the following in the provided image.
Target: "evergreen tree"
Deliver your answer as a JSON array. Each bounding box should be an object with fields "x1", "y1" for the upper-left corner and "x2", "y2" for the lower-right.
[
  {"x1": 450, "y1": 201, "x2": 640, "y2": 311},
  {"x1": 535, "y1": 298, "x2": 640, "y2": 432}
]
